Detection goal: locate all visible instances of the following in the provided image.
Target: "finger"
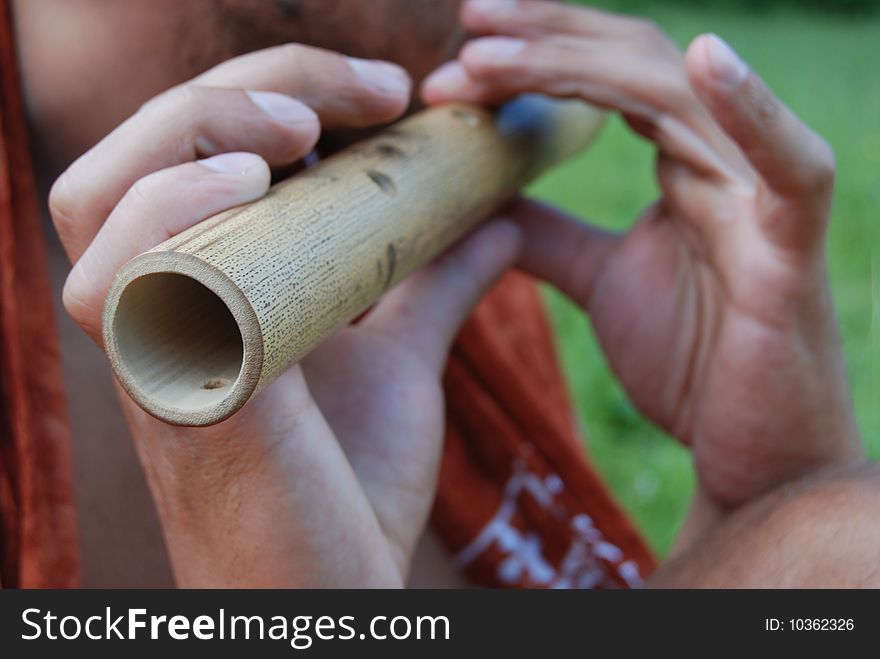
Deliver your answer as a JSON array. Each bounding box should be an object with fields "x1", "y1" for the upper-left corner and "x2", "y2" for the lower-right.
[
  {"x1": 63, "y1": 152, "x2": 270, "y2": 342},
  {"x1": 505, "y1": 198, "x2": 620, "y2": 308},
  {"x1": 51, "y1": 86, "x2": 320, "y2": 262},
  {"x1": 53, "y1": 48, "x2": 411, "y2": 264},
  {"x1": 423, "y1": 37, "x2": 737, "y2": 180},
  {"x1": 420, "y1": 61, "x2": 487, "y2": 106},
  {"x1": 426, "y1": 36, "x2": 674, "y2": 113},
  {"x1": 195, "y1": 44, "x2": 411, "y2": 128},
  {"x1": 656, "y1": 153, "x2": 743, "y2": 235},
  {"x1": 461, "y1": 0, "x2": 666, "y2": 40},
  {"x1": 505, "y1": 199, "x2": 621, "y2": 308},
  {"x1": 365, "y1": 220, "x2": 522, "y2": 371},
  {"x1": 685, "y1": 34, "x2": 836, "y2": 207},
  {"x1": 427, "y1": 28, "x2": 687, "y2": 114}
]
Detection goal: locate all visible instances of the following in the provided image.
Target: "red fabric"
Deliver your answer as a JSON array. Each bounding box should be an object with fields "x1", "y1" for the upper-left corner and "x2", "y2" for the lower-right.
[
  {"x1": 436, "y1": 271, "x2": 656, "y2": 588},
  {"x1": 0, "y1": 0, "x2": 79, "y2": 588}
]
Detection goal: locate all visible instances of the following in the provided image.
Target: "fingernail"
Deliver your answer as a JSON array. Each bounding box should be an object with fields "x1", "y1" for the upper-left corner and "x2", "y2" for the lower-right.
[
  {"x1": 423, "y1": 61, "x2": 470, "y2": 94},
  {"x1": 466, "y1": 37, "x2": 527, "y2": 63},
  {"x1": 705, "y1": 34, "x2": 749, "y2": 89},
  {"x1": 347, "y1": 57, "x2": 411, "y2": 97},
  {"x1": 246, "y1": 90, "x2": 317, "y2": 124},
  {"x1": 198, "y1": 152, "x2": 264, "y2": 175},
  {"x1": 467, "y1": 0, "x2": 516, "y2": 14}
]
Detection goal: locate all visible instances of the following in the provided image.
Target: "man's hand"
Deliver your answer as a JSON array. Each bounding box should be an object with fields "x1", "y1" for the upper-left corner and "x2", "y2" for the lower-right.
[
  {"x1": 423, "y1": 0, "x2": 862, "y2": 507},
  {"x1": 52, "y1": 43, "x2": 521, "y2": 587}
]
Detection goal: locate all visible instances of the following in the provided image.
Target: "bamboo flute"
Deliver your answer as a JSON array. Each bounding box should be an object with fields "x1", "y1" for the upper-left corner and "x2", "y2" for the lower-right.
[{"x1": 102, "y1": 96, "x2": 604, "y2": 426}]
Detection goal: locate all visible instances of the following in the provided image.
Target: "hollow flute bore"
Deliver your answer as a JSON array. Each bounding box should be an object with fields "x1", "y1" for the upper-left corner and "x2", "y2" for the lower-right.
[{"x1": 103, "y1": 97, "x2": 604, "y2": 426}]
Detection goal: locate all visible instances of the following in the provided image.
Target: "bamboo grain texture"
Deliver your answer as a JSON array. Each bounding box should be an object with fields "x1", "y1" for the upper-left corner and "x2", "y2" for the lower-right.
[{"x1": 103, "y1": 98, "x2": 604, "y2": 426}]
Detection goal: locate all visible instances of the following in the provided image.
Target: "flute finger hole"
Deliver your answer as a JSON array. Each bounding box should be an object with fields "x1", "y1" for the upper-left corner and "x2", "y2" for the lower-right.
[
  {"x1": 375, "y1": 143, "x2": 405, "y2": 158},
  {"x1": 452, "y1": 108, "x2": 481, "y2": 127},
  {"x1": 366, "y1": 169, "x2": 397, "y2": 196}
]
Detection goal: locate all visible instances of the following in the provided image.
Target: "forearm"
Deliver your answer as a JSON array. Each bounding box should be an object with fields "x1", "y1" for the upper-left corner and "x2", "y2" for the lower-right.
[
  {"x1": 121, "y1": 391, "x2": 403, "y2": 589},
  {"x1": 653, "y1": 461, "x2": 880, "y2": 587}
]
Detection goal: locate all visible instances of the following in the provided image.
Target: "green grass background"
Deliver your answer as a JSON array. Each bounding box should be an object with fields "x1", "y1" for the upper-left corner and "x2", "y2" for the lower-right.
[{"x1": 526, "y1": 1, "x2": 880, "y2": 556}]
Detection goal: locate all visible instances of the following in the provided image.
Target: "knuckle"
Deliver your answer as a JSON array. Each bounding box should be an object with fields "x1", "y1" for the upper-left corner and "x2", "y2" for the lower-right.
[
  {"x1": 280, "y1": 42, "x2": 307, "y2": 59},
  {"x1": 139, "y1": 84, "x2": 206, "y2": 120},
  {"x1": 279, "y1": 42, "x2": 328, "y2": 67},
  {"x1": 143, "y1": 85, "x2": 241, "y2": 157},
  {"x1": 661, "y1": 73, "x2": 700, "y2": 112},
  {"x1": 125, "y1": 174, "x2": 160, "y2": 208},
  {"x1": 750, "y1": 85, "x2": 781, "y2": 124},
  {"x1": 62, "y1": 271, "x2": 100, "y2": 336},
  {"x1": 534, "y1": 6, "x2": 582, "y2": 33},
  {"x1": 48, "y1": 171, "x2": 78, "y2": 236},
  {"x1": 136, "y1": 87, "x2": 171, "y2": 116},
  {"x1": 808, "y1": 137, "x2": 837, "y2": 190}
]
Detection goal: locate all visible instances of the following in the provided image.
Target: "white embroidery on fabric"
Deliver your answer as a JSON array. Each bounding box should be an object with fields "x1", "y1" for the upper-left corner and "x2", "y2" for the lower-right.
[{"x1": 453, "y1": 461, "x2": 642, "y2": 589}]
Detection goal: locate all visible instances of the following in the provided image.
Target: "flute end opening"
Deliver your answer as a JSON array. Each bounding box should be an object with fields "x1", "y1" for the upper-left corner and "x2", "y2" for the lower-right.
[{"x1": 108, "y1": 272, "x2": 246, "y2": 425}]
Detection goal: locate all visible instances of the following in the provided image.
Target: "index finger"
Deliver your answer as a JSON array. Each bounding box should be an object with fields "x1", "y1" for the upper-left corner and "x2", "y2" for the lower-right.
[
  {"x1": 195, "y1": 43, "x2": 411, "y2": 128},
  {"x1": 52, "y1": 45, "x2": 412, "y2": 263}
]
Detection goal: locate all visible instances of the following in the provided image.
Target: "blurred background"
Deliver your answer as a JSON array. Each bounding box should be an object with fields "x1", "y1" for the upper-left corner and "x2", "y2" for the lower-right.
[{"x1": 528, "y1": 0, "x2": 880, "y2": 556}]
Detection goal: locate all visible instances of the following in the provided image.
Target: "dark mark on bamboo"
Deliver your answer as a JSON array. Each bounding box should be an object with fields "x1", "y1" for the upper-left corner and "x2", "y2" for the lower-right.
[
  {"x1": 202, "y1": 378, "x2": 230, "y2": 390},
  {"x1": 375, "y1": 143, "x2": 405, "y2": 158},
  {"x1": 384, "y1": 243, "x2": 397, "y2": 291},
  {"x1": 366, "y1": 169, "x2": 397, "y2": 196}
]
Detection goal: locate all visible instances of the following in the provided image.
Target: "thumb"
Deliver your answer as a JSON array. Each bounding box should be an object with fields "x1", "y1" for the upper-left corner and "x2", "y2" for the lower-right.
[
  {"x1": 685, "y1": 34, "x2": 835, "y2": 204},
  {"x1": 364, "y1": 219, "x2": 522, "y2": 371},
  {"x1": 507, "y1": 198, "x2": 620, "y2": 309}
]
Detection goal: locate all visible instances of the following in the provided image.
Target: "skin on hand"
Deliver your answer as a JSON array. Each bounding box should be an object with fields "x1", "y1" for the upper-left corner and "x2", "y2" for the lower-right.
[
  {"x1": 423, "y1": 0, "x2": 863, "y2": 510},
  {"x1": 50, "y1": 43, "x2": 522, "y2": 587}
]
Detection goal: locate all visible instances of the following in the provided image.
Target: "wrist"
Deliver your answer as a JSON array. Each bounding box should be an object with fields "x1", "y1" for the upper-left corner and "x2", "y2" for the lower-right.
[
  {"x1": 120, "y1": 397, "x2": 405, "y2": 588},
  {"x1": 695, "y1": 416, "x2": 864, "y2": 512}
]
